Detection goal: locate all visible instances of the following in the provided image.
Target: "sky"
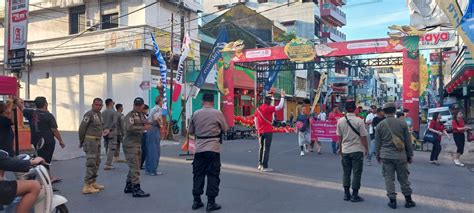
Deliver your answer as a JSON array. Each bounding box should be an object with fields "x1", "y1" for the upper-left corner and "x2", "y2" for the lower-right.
[{"x1": 341, "y1": 0, "x2": 411, "y2": 41}]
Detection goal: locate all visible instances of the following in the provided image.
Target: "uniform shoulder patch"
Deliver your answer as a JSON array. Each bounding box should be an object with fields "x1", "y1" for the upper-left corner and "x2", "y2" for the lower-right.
[{"x1": 129, "y1": 116, "x2": 134, "y2": 124}]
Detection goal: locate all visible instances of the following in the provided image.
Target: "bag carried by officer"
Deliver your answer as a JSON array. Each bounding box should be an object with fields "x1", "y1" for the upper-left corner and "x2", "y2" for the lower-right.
[{"x1": 387, "y1": 128, "x2": 405, "y2": 152}]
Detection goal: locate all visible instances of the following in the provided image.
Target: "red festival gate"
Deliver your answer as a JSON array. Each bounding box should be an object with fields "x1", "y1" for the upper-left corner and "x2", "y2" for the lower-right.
[{"x1": 228, "y1": 37, "x2": 420, "y2": 132}]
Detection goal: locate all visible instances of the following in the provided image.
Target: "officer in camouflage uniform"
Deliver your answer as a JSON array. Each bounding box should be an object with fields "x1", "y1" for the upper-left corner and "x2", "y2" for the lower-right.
[
  {"x1": 375, "y1": 102, "x2": 416, "y2": 209},
  {"x1": 123, "y1": 97, "x2": 151, "y2": 198},
  {"x1": 79, "y1": 98, "x2": 105, "y2": 194}
]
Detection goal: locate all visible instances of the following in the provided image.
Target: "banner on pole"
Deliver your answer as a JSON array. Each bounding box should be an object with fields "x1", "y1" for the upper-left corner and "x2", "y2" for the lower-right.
[
  {"x1": 194, "y1": 26, "x2": 228, "y2": 89},
  {"x1": 312, "y1": 73, "x2": 327, "y2": 111},
  {"x1": 264, "y1": 60, "x2": 282, "y2": 91},
  {"x1": 150, "y1": 32, "x2": 168, "y2": 115},
  {"x1": 172, "y1": 33, "x2": 191, "y2": 102}
]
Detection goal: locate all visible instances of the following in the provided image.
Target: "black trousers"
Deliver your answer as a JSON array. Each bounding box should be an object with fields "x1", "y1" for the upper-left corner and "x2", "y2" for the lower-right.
[
  {"x1": 37, "y1": 141, "x2": 55, "y2": 170},
  {"x1": 430, "y1": 139, "x2": 442, "y2": 161},
  {"x1": 192, "y1": 151, "x2": 221, "y2": 198},
  {"x1": 453, "y1": 133, "x2": 465, "y2": 155},
  {"x1": 259, "y1": 133, "x2": 273, "y2": 168}
]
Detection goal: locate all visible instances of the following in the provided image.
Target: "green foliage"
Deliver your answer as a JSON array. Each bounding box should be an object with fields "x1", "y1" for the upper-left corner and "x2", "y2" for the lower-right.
[{"x1": 274, "y1": 31, "x2": 297, "y2": 43}]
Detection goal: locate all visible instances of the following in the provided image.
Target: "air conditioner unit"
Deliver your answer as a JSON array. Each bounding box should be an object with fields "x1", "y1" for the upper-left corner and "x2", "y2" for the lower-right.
[{"x1": 86, "y1": 20, "x2": 98, "y2": 31}]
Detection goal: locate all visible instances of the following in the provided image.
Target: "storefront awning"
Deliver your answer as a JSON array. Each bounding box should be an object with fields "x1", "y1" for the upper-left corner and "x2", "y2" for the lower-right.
[
  {"x1": 0, "y1": 76, "x2": 17, "y2": 95},
  {"x1": 445, "y1": 69, "x2": 474, "y2": 94}
]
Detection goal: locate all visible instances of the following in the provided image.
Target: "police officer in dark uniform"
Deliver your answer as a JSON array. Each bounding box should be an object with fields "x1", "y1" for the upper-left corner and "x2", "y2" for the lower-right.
[
  {"x1": 122, "y1": 97, "x2": 151, "y2": 198},
  {"x1": 189, "y1": 93, "x2": 229, "y2": 211}
]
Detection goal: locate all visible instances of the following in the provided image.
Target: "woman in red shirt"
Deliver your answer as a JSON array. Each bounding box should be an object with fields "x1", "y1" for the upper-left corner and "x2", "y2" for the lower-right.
[
  {"x1": 428, "y1": 112, "x2": 450, "y2": 165},
  {"x1": 452, "y1": 111, "x2": 471, "y2": 167}
]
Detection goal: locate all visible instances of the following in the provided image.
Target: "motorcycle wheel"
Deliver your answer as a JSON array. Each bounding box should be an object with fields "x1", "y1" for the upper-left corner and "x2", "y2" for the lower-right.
[{"x1": 55, "y1": 204, "x2": 69, "y2": 213}]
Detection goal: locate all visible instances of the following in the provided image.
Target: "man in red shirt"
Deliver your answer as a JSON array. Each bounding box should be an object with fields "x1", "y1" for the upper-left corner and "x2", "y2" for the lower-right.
[{"x1": 254, "y1": 90, "x2": 286, "y2": 172}]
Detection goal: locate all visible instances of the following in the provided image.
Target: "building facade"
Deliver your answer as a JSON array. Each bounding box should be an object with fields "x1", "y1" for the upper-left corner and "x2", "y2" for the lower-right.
[{"x1": 1, "y1": 0, "x2": 202, "y2": 131}]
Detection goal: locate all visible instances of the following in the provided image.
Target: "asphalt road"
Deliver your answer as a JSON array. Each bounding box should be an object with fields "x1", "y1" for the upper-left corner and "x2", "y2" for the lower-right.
[{"x1": 49, "y1": 133, "x2": 474, "y2": 213}]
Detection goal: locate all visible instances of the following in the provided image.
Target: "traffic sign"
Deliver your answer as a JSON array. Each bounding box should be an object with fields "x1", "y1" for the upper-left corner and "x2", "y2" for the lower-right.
[{"x1": 139, "y1": 81, "x2": 150, "y2": 90}]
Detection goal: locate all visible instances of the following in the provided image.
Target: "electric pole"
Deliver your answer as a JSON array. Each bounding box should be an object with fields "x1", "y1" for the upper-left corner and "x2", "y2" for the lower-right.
[{"x1": 167, "y1": 13, "x2": 174, "y2": 140}]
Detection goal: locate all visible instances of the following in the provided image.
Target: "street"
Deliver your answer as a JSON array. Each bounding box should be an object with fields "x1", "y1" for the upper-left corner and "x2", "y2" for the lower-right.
[{"x1": 49, "y1": 133, "x2": 474, "y2": 213}]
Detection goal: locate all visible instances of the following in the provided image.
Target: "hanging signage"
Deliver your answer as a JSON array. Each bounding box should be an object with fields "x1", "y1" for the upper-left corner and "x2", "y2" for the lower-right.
[
  {"x1": 419, "y1": 31, "x2": 456, "y2": 49},
  {"x1": 284, "y1": 38, "x2": 315, "y2": 62},
  {"x1": 5, "y1": 0, "x2": 29, "y2": 68}
]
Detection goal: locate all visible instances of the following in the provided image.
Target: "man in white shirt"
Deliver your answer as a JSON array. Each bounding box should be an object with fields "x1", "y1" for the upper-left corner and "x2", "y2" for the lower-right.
[{"x1": 365, "y1": 105, "x2": 377, "y2": 165}]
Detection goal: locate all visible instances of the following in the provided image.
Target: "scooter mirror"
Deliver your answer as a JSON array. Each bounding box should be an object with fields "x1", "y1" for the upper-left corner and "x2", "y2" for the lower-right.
[{"x1": 0, "y1": 150, "x2": 8, "y2": 159}]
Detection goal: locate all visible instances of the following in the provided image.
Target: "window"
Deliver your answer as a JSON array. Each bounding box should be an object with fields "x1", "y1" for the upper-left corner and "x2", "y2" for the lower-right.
[
  {"x1": 101, "y1": 13, "x2": 118, "y2": 29},
  {"x1": 69, "y1": 5, "x2": 86, "y2": 34},
  {"x1": 296, "y1": 77, "x2": 306, "y2": 91}
]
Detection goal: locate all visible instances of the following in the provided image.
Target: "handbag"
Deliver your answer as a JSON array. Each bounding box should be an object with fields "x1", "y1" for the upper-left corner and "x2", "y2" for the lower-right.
[
  {"x1": 423, "y1": 130, "x2": 437, "y2": 144},
  {"x1": 467, "y1": 130, "x2": 474, "y2": 142}
]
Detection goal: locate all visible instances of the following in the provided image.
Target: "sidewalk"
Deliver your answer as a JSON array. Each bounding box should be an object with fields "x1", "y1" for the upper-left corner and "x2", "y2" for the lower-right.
[
  {"x1": 52, "y1": 131, "x2": 184, "y2": 161},
  {"x1": 438, "y1": 124, "x2": 474, "y2": 165}
]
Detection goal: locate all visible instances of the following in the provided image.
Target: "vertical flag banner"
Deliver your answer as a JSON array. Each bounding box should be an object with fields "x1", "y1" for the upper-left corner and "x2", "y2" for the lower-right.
[
  {"x1": 461, "y1": 0, "x2": 474, "y2": 49},
  {"x1": 312, "y1": 73, "x2": 327, "y2": 111},
  {"x1": 436, "y1": 0, "x2": 474, "y2": 54},
  {"x1": 172, "y1": 32, "x2": 191, "y2": 102},
  {"x1": 150, "y1": 32, "x2": 168, "y2": 115},
  {"x1": 194, "y1": 26, "x2": 228, "y2": 89},
  {"x1": 264, "y1": 60, "x2": 282, "y2": 91},
  {"x1": 402, "y1": 35, "x2": 420, "y2": 132}
]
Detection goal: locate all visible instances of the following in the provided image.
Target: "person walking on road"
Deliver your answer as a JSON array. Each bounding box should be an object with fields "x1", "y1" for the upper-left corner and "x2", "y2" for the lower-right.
[
  {"x1": 114, "y1": 104, "x2": 126, "y2": 163},
  {"x1": 102, "y1": 98, "x2": 118, "y2": 170},
  {"x1": 367, "y1": 108, "x2": 385, "y2": 166},
  {"x1": 375, "y1": 102, "x2": 416, "y2": 209},
  {"x1": 336, "y1": 101, "x2": 368, "y2": 203},
  {"x1": 296, "y1": 105, "x2": 311, "y2": 156},
  {"x1": 79, "y1": 98, "x2": 105, "y2": 194},
  {"x1": 145, "y1": 97, "x2": 164, "y2": 176},
  {"x1": 329, "y1": 106, "x2": 344, "y2": 154},
  {"x1": 428, "y1": 112, "x2": 450, "y2": 165},
  {"x1": 452, "y1": 111, "x2": 471, "y2": 167},
  {"x1": 21, "y1": 97, "x2": 65, "y2": 183},
  {"x1": 123, "y1": 98, "x2": 151, "y2": 198},
  {"x1": 189, "y1": 93, "x2": 229, "y2": 212},
  {"x1": 254, "y1": 89, "x2": 286, "y2": 172}
]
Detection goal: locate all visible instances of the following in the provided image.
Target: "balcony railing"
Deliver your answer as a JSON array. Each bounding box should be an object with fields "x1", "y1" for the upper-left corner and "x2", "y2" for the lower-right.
[
  {"x1": 322, "y1": 26, "x2": 346, "y2": 42},
  {"x1": 321, "y1": 3, "x2": 346, "y2": 26}
]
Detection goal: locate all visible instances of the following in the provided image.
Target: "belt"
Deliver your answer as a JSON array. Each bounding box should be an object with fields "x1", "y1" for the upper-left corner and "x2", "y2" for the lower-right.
[
  {"x1": 85, "y1": 135, "x2": 101, "y2": 140},
  {"x1": 196, "y1": 134, "x2": 222, "y2": 139}
]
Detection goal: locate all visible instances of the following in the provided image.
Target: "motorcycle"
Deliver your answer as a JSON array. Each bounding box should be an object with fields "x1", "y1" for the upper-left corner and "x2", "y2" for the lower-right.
[{"x1": 3, "y1": 153, "x2": 68, "y2": 213}]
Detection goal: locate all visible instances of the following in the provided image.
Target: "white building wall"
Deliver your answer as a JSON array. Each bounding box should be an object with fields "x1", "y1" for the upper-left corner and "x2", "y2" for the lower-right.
[{"x1": 19, "y1": 54, "x2": 148, "y2": 131}]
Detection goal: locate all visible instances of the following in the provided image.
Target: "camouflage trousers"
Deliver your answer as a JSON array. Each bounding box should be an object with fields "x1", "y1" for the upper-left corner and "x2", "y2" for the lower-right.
[
  {"x1": 123, "y1": 137, "x2": 141, "y2": 184},
  {"x1": 83, "y1": 136, "x2": 101, "y2": 184},
  {"x1": 104, "y1": 135, "x2": 117, "y2": 166}
]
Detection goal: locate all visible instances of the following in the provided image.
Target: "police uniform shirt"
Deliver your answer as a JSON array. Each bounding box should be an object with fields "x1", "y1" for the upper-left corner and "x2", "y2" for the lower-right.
[
  {"x1": 189, "y1": 106, "x2": 229, "y2": 153},
  {"x1": 79, "y1": 110, "x2": 103, "y2": 142}
]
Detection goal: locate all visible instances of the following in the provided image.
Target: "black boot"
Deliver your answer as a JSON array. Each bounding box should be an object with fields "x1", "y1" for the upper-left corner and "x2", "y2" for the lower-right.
[
  {"x1": 404, "y1": 195, "x2": 416, "y2": 208},
  {"x1": 124, "y1": 182, "x2": 133, "y2": 194},
  {"x1": 388, "y1": 198, "x2": 397, "y2": 209},
  {"x1": 192, "y1": 196, "x2": 204, "y2": 210},
  {"x1": 132, "y1": 184, "x2": 150, "y2": 198},
  {"x1": 343, "y1": 187, "x2": 352, "y2": 201},
  {"x1": 206, "y1": 196, "x2": 221, "y2": 211},
  {"x1": 350, "y1": 189, "x2": 364, "y2": 202}
]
